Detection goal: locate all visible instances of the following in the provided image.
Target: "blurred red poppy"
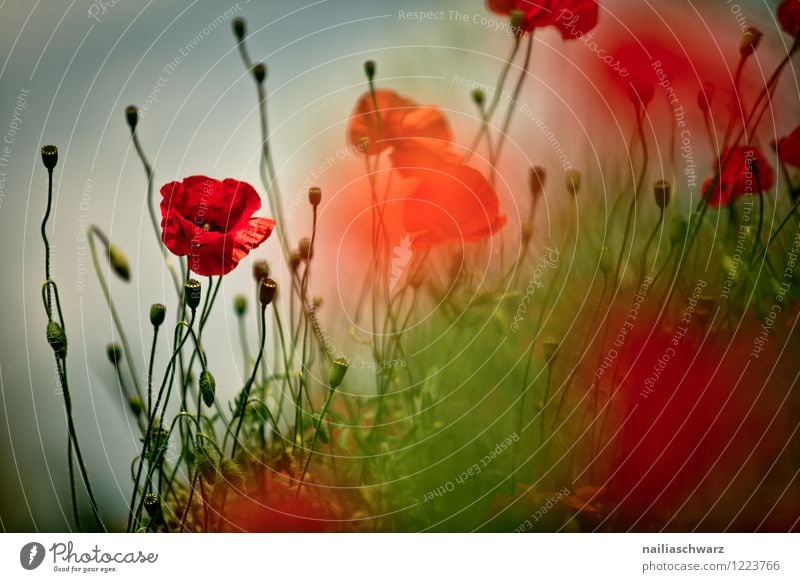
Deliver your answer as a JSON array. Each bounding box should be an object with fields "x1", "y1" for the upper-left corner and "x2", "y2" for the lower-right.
[
  {"x1": 347, "y1": 89, "x2": 416, "y2": 155},
  {"x1": 403, "y1": 164, "x2": 506, "y2": 250},
  {"x1": 702, "y1": 146, "x2": 775, "y2": 207},
  {"x1": 778, "y1": 0, "x2": 800, "y2": 37},
  {"x1": 775, "y1": 125, "x2": 800, "y2": 167},
  {"x1": 486, "y1": 0, "x2": 598, "y2": 38},
  {"x1": 160, "y1": 176, "x2": 275, "y2": 276}
]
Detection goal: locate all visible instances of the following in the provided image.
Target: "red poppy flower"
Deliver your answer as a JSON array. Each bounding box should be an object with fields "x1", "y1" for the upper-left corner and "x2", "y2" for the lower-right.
[
  {"x1": 775, "y1": 125, "x2": 800, "y2": 167},
  {"x1": 403, "y1": 164, "x2": 506, "y2": 250},
  {"x1": 160, "y1": 176, "x2": 275, "y2": 276},
  {"x1": 347, "y1": 89, "x2": 416, "y2": 155},
  {"x1": 702, "y1": 146, "x2": 775, "y2": 207},
  {"x1": 778, "y1": 0, "x2": 800, "y2": 37},
  {"x1": 486, "y1": 0, "x2": 598, "y2": 38}
]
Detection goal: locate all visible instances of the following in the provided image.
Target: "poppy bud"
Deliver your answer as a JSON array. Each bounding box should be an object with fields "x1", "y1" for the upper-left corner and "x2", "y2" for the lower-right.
[
  {"x1": 106, "y1": 342, "x2": 123, "y2": 366},
  {"x1": 669, "y1": 216, "x2": 688, "y2": 246},
  {"x1": 510, "y1": 9, "x2": 525, "y2": 37},
  {"x1": 232, "y1": 17, "x2": 246, "y2": 41},
  {"x1": 298, "y1": 237, "x2": 313, "y2": 261},
  {"x1": 233, "y1": 294, "x2": 247, "y2": 316},
  {"x1": 184, "y1": 279, "x2": 202, "y2": 311},
  {"x1": 653, "y1": 180, "x2": 671, "y2": 209},
  {"x1": 194, "y1": 441, "x2": 218, "y2": 481},
  {"x1": 149, "y1": 303, "x2": 166, "y2": 327},
  {"x1": 199, "y1": 370, "x2": 216, "y2": 408},
  {"x1": 565, "y1": 170, "x2": 581, "y2": 196},
  {"x1": 252, "y1": 259, "x2": 270, "y2": 282},
  {"x1": 289, "y1": 250, "x2": 301, "y2": 271},
  {"x1": 697, "y1": 82, "x2": 714, "y2": 114},
  {"x1": 740, "y1": 27, "x2": 763, "y2": 57},
  {"x1": 252, "y1": 63, "x2": 267, "y2": 84},
  {"x1": 128, "y1": 395, "x2": 144, "y2": 417},
  {"x1": 259, "y1": 277, "x2": 277, "y2": 307},
  {"x1": 312, "y1": 295, "x2": 323, "y2": 310},
  {"x1": 40, "y1": 145, "x2": 58, "y2": 171},
  {"x1": 308, "y1": 186, "x2": 322, "y2": 207},
  {"x1": 125, "y1": 105, "x2": 138, "y2": 131},
  {"x1": 108, "y1": 244, "x2": 131, "y2": 281},
  {"x1": 221, "y1": 458, "x2": 245, "y2": 490},
  {"x1": 599, "y1": 246, "x2": 612, "y2": 276},
  {"x1": 328, "y1": 357, "x2": 349, "y2": 389},
  {"x1": 47, "y1": 320, "x2": 67, "y2": 359},
  {"x1": 529, "y1": 166, "x2": 546, "y2": 199},
  {"x1": 542, "y1": 339, "x2": 559, "y2": 364},
  {"x1": 471, "y1": 89, "x2": 485, "y2": 108},
  {"x1": 364, "y1": 60, "x2": 376, "y2": 81}
]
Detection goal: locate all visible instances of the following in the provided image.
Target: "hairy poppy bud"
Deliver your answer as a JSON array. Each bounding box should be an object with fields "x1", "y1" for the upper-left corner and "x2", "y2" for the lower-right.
[
  {"x1": 259, "y1": 277, "x2": 277, "y2": 307},
  {"x1": 542, "y1": 339, "x2": 559, "y2": 364},
  {"x1": 697, "y1": 82, "x2": 714, "y2": 114},
  {"x1": 47, "y1": 320, "x2": 67, "y2": 359},
  {"x1": 364, "y1": 60, "x2": 376, "y2": 81},
  {"x1": 653, "y1": 180, "x2": 671, "y2": 209},
  {"x1": 565, "y1": 170, "x2": 581, "y2": 196},
  {"x1": 740, "y1": 27, "x2": 762, "y2": 57},
  {"x1": 232, "y1": 17, "x2": 246, "y2": 41},
  {"x1": 298, "y1": 237, "x2": 313, "y2": 261},
  {"x1": 328, "y1": 357, "x2": 349, "y2": 389},
  {"x1": 471, "y1": 88, "x2": 485, "y2": 108},
  {"x1": 184, "y1": 279, "x2": 202, "y2": 311},
  {"x1": 510, "y1": 9, "x2": 525, "y2": 37},
  {"x1": 125, "y1": 105, "x2": 138, "y2": 131},
  {"x1": 106, "y1": 343, "x2": 123, "y2": 366},
  {"x1": 221, "y1": 458, "x2": 245, "y2": 490},
  {"x1": 149, "y1": 303, "x2": 166, "y2": 327},
  {"x1": 199, "y1": 370, "x2": 216, "y2": 408},
  {"x1": 233, "y1": 294, "x2": 247, "y2": 316},
  {"x1": 252, "y1": 259, "x2": 270, "y2": 282},
  {"x1": 252, "y1": 63, "x2": 267, "y2": 84},
  {"x1": 129, "y1": 395, "x2": 144, "y2": 417},
  {"x1": 309, "y1": 186, "x2": 322, "y2": 207},
  {"x1": 599, "y1": 246, "x2": 612, "y2": 276},
  {"x1": 108, "y1": 244, "x2": 131, "y2": 281},
  {"x1": 529, "y1": 166, "x2": 546, "y2": 199},
  {"x1": 669, "y1": 216, "x2": 688, "y2": 246},
  {"x1": 289, "y1": 250, "x2": 301, "y2": 271},
  {"x1": 41, "y1": 145, "x2": 58, "y2": 171}
]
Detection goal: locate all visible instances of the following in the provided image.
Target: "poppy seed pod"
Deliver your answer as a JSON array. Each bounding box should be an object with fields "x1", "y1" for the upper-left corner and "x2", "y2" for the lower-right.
[
  {"x1": 259, "y1": 278, "x2": 277, "y2": 307},
  {"x1": 47, "y1": 320, "x2": 67, "y2": 359},
  {"x1": 143, "y1": 493, "x2": 162, "y2": 520},
  {"x1": 40, "y1": 145, "x2": 58, "y2": 171},
  {"x1": 740, "y1": 27, "x2": 763, "y2": 57},
  {"x1": 289, "y1": 250, "x2": 302, "y2": 271},
  {"x1": 653, "y1": 180, "x2": 671, "y2": 209},
  {"x1": 565, "y1": 170, "x2": 581, "y2": 196},
  {"x1": 232, "y1": 17, "x2": 246, "y2": 41},
  {"x1": 252, "y1": 63, "x2": 267, "y2": 84},
  {"x1": 328, "y1": 357, "x2": 349, "y2": 389},
  {"x1": 364, "y1": 60, "x2": 376, "y2": 80},
  {"x1": 529, "y1": 166, "x2": 546, "y2": 199},
  {"x1": 471, "y1": 88, "x2": 485, "y2": 108},
  {"x1": 184, "y1": 279, "x2": 202, "y2": 311},
  {"x1": 199, "y1": 370, "x2": 216, "y2": 408},
  {"x1": 125, "y1": 105, "x2": 138, "y2": 131},
  {"x1": 106, "y1": 343, "x2": 123, "y2": 366},
  {"x1": 298, "y1": 237, "x2": 313, "y2": 261},
  {"x1": 108, "y1": 244, "x2": 131, "y2": 281},
  {"x1": 542, "y1": 339, "x2": 559, "y2": 364},
  {"x1": 252, "y1": 259, "x2": 270, "y2": 282},
  {"x1": 233, "y1": 294, "x2": 247, "y2": 316},
  {"x1": 149, "y1": 303, "x2": 166, "y2": 327},
  {"x1": 308, "y1": 186, "x2": 322, "y2": 207}
]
